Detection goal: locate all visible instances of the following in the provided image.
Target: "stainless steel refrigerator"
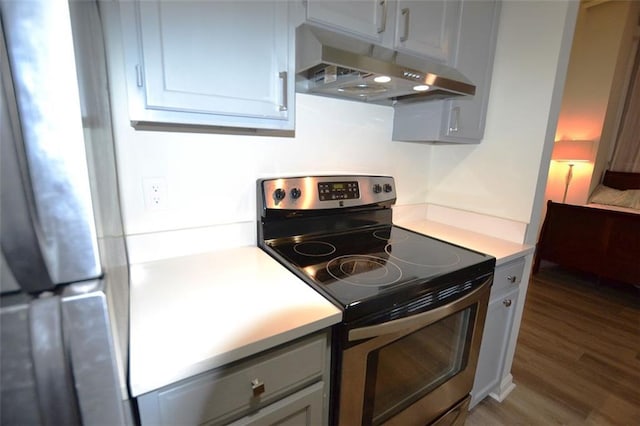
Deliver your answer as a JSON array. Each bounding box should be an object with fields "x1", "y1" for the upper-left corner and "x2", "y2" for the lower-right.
[{"x1": 1, "y1": 1, "x2": 132, "y2": 423}]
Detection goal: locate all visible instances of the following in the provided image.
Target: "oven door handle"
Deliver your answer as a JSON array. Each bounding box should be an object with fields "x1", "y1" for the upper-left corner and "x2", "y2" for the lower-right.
[{"x1": 348, "y1": 277, "x2": 491, "y2": 342}]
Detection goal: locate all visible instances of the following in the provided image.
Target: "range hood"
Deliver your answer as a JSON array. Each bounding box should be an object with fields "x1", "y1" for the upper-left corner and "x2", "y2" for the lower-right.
[{"x1": 296, "y1": 24, "x2": 475, "y2": 104}]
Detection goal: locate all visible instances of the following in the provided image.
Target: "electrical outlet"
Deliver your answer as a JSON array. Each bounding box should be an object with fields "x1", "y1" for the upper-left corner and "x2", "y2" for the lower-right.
[{"x1": 143, "y1": 177, "x2": 167, "y2": 210}]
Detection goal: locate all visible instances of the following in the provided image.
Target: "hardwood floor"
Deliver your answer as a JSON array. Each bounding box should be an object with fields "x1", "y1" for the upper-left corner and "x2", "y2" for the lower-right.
[{"x1": 466, "y1": 265, "x2": 640, "y2": 425}]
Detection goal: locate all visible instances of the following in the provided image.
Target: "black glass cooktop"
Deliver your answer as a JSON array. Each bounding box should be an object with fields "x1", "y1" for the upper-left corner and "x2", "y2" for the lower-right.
[{"x1": 266, "y1": 225, "x2": 495, "y2": 321}]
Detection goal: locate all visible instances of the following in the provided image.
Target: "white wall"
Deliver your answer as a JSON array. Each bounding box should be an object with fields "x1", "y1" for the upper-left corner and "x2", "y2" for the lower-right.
[
  {"x1": 113, "y1": 96, "x2": 435, "y2": 236},
  {"x1": 424, "y1": 0, "x2": 576, "y2": 225}
]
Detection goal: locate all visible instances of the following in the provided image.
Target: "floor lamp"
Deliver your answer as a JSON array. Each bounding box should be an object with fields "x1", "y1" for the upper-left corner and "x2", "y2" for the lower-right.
[{"x1": 551, "y1": 139, "x2": 594, "y2": 203}]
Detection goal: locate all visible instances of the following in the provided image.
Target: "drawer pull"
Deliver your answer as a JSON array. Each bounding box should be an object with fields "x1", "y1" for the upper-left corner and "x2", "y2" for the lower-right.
[
  {"x1": 251, "y1": 379, "x2": 265, "y2": 397},
  {"x1": 503, "y1": 299, "x2": 512, "y2": 307},
  {"x1": 506, "y1": 275, "x2": 517, "y2": 284}
]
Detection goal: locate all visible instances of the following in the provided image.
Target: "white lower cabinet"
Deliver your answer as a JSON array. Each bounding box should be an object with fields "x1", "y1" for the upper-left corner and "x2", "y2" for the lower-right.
[
  {"x1": 136, "y1": 332, "x2": 330, "y2": 425},
  {"x1": 470, "y1": 258, "x2": 525, "y2": 408}
]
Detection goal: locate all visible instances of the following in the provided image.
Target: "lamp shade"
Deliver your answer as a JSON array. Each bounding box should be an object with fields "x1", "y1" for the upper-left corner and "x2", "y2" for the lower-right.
[{"x1": 551, "y1": 139, "x2": 594, "y2": 162}]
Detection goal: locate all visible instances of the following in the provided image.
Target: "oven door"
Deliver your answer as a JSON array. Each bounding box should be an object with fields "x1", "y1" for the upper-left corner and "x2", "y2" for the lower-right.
[{"x1": 339, "y1": 277, "x2": 491, "y2": 426}]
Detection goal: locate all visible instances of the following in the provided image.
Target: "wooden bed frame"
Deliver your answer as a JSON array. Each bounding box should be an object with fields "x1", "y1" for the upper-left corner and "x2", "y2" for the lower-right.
[{"x1": 533, "y1": 171, "x2": 640, "y2": 286}]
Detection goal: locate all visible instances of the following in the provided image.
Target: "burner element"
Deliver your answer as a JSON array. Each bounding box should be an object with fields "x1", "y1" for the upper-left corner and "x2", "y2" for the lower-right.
[
  {"x1": 326, "y1": 255, "x2": 403, "y2": 287},
  {"x1": 293, "y1": 241, "x2": 337, "y2": 257},
  {"x1": 373, "y1": 228, "x2": 409, "y2": 244},
  {"x1": 385, "y1": 243, "x2": 461, "y2": 268}
]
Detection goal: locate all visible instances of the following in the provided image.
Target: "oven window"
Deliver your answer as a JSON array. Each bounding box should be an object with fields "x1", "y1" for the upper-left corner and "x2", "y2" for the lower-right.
[{"x1": 364, "y1": 307, "x2": 474, "y2": 425}]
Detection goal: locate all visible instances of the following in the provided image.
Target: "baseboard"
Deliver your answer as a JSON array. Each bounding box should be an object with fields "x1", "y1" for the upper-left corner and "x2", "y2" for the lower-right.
[{"x1": 489, "y1": 374, "x2": 516, "y2": 402}]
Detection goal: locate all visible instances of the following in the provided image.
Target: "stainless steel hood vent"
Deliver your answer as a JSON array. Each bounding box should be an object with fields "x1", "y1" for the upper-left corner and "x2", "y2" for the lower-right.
[{"x1": 296, "y1": 24, "x2": 476, "y2": 104}]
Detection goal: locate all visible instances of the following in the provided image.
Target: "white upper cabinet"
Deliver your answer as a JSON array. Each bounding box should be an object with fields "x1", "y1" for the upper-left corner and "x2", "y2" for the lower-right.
[
  {"x1": 304, "y1": 0, "x2": 459, "y2": 63},
  {"x1": 119, "y1": 1, "x2": 295, "y2": 131},
  {"x1": 392, "y1": 0, "x2": 501, "y2": 143},
  {"x1": 393, "y1": 1, "x2": 459, "y2": 62},
  {"x1": 305, "y1": 0, "x2": 389, "y2": 44}
]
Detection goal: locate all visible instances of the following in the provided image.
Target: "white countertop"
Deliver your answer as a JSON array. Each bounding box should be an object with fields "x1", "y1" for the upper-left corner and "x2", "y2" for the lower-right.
[
  {"x1": 395, "y1": 218, "x2": 534, "y2": 265},
  {"x1": 128, "y1": 247, "x2": 342, "y2": 397}
]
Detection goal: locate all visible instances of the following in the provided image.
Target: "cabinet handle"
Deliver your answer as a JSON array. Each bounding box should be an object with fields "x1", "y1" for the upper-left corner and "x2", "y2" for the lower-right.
[
  {"x1": 377, "y1": 0, "x2": 388, "y2": 34},
  {"x1": 135, "y1": 64, "x2": 143, "y2": 88},
  {"x1": 400, "y1": 8, "x2": 410, "y2": 42},
  {"x1": 503, "y1": 299, "x2": 512, "y2": 308},
  {"x1": 507, "y1": 275, "x2": 517, "y2": 284},
  {"x1": 279, "y1": 71, "x2": 288, "y2": 112},
  {"x1": 251, "y1": 379, "x2": 265, "y2": 397},
  {"x1": 449, "y1": 106, "x2": 460, "y2": 132}
]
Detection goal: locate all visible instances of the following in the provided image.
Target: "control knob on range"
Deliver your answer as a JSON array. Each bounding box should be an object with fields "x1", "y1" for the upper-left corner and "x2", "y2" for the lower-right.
[
  {"x1": 290, "y1": 188, "x2": 301, "y2": 199},
  {"x1": 372, "y1": 184, "x2": 382, "y2": 194},
  {"x1": 383, "y1": 183, "x2": 393, "y2": 193},
  {"x1": 273, "y1": 188, "x2": 286, "y2": 201}
]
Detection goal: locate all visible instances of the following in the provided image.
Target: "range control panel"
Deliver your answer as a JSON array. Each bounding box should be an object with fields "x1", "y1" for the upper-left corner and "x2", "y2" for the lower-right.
[
  {"x1": 318, "y1": 181, "x2": 360, "y2": 201},
  {"x1": 260, "y1": 175, "x2": 396, "y2": 210}
]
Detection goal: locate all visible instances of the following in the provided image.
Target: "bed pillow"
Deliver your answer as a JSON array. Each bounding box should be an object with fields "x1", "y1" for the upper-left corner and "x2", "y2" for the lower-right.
[{"x1": 589, "y1": 184, "x2": 640, "y2": 210}]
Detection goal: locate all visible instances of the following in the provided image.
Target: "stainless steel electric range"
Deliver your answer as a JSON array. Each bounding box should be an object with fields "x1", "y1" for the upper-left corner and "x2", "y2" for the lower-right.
[{"x1": 257, "y1": 175, "x2": 495, "y2": 426}]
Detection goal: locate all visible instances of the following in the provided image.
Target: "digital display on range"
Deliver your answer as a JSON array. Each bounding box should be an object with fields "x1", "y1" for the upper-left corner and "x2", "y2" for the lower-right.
[{"x1": 318, "y1": 181, "x2": 359, "y2": 201}]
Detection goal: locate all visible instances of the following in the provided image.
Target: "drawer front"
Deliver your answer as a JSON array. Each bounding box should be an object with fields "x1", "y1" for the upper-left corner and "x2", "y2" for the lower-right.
[
  {"x1": 492, "y1": 258, "x2": 525, "y2": 294},
  {"x1": 227, "y1": 381, "x2": 324, "y2": 426},
  {"x1": 149, "y1": 333, "x2": 327, "y2": 425}
]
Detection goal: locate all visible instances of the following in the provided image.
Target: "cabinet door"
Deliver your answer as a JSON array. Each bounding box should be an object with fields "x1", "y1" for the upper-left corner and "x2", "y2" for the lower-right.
[
  {"x1": 229, "y1": 381, "x2": 324, "y2": 426},
  {"x1": 470, "y1": 286, "x2": 519, "y2": 408},
  {"x1": 394, "y1": 0, "x2": 460, "y2": 61},
  {"x1": 122, "y1": 0, "x2": 293, "y2": 130},
  {"x1": 443, "y1": 0, "x2": 501, "y2": 141},
  {"x1": 391, "y1": 0, "x2": 500, "y2": 143},
  {"x1": 305, "y1": 0, "x2": 388, "y2": 43}
]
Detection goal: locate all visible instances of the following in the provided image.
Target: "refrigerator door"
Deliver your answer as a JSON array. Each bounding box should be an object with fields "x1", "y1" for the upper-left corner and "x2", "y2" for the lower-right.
[
  {"x1": 1, "y1": 1, "x2": 132, "y2": 423},
  {"x1": 0, "y1": 0, "x2": 101, "y2": 291},
  {"x1": 0, "y1": 296, "x2": 42, "y2": 425},
  {"x1": 0, "y1": 32, "x2": 54, "y2": 293},
  {"x1": 0, "y1": 283, "x2": 127, "y2": 425},
  {"x1": 26, "y1": 295, "x2": 82, "y2": 426}
]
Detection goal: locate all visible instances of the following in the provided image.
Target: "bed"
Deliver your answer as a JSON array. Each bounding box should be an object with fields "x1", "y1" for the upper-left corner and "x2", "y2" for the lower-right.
[{"x1": 533, "y1": 170, "x2": 640, "y2": 286}]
